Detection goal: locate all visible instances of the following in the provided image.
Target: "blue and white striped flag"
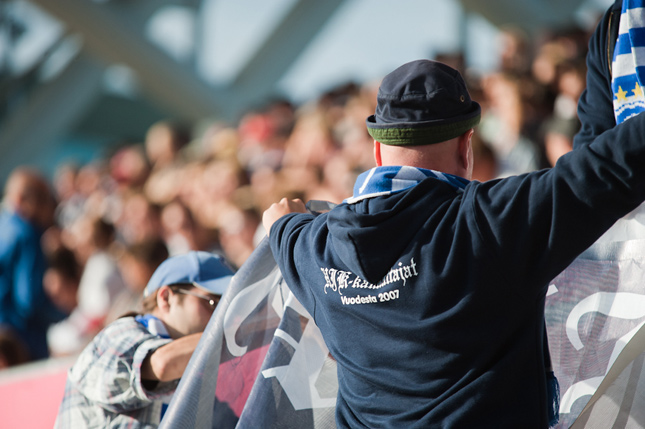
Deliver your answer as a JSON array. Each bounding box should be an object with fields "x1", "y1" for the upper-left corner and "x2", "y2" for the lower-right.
[
  {"x1": 612, "y1": 0, "x2": 645, "y2": 124},
  {"x1": 570, "y1": 6, "x2": 645, "y2": 426}
]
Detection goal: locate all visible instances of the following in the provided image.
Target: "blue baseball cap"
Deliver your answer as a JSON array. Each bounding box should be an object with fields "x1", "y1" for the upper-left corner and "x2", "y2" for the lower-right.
[{"x1": 144, "y1": 251, "x2": 235, "y2": 297}]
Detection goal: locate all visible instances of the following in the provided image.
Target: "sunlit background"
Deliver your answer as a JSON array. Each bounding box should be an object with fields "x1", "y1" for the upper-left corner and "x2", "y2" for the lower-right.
[
  {"x1": 1, "y1": 0, "x2": 612, "y2": 183},
  {"x1": 0, "y1": 1, "x2": 620, "y2": 426}
]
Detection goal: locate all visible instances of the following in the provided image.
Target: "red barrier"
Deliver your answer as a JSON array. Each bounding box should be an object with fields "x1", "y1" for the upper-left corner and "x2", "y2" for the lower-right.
[{"x1": 0, "y1": 357, "x2": 74, "y2": 429}]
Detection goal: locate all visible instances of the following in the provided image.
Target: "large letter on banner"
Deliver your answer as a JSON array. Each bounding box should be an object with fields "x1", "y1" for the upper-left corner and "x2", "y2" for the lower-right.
[
  {"x1": 546, "y1": 238, "x2": 645, "y2": 429},
  {"x1": 159, "y1": 238, "x2": 338, "y2": 429}
]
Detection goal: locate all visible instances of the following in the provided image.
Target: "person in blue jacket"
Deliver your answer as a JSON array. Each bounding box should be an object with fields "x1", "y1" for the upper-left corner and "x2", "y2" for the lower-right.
[
  {"x1": 573, "y1": 0, "x2": 622, "y2": 149},
  {"x1": 263, "y1": 59, "x2": 645, "y2": 428},
  {"x1": 0, "y1": 167, "x2": 65, "y2": 361}
]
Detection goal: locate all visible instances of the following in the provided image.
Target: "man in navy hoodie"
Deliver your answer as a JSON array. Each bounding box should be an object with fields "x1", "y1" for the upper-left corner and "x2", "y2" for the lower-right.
[{"x1": 263, "y1": 59, "x2": 645, "y2": 428}]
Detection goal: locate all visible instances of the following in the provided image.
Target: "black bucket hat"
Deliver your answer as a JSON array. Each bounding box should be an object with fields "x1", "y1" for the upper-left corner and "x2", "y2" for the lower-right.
[{"x1": 366, "y1": 60, "x2": 481, "y2": 146}]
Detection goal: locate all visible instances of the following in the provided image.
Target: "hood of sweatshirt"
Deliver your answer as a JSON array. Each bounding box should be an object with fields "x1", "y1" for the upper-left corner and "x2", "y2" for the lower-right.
[{"x1": 325, "y1": 175, "x2": 465, "y2": 284}]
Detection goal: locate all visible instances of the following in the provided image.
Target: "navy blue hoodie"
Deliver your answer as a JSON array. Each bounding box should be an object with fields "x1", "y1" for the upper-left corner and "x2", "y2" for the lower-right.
[{"x1": 270, "y1": 112, "x2": 645, "y2": 428}]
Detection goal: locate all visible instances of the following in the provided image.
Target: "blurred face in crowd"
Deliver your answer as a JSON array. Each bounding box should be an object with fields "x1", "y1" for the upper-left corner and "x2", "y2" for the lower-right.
[
  {"x1": 43, "y1": 266, "x2": 79, "y2": 314},
  {"x1": 4, "y1": 168, "x2": 55, "y2": 229}
]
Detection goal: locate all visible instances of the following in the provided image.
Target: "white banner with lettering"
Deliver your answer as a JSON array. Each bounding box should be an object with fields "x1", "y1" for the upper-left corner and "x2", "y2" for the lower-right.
[{"x1": 548, "y1": 210, "x2": 645, "y2": 428}]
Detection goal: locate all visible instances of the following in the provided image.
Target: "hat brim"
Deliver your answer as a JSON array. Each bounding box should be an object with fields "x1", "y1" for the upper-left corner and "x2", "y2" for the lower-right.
[
  {"x1": 192, "y1": 275, "x2": 233, "y2": 296},
  {"x1": 366, "y1": 103, "x2": 481, "y2": 146}
]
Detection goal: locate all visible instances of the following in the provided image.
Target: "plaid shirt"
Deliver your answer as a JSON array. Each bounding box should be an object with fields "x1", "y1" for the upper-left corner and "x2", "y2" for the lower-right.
[{"x1": 55, "y1": 316, "x2": 178, "y2": 428}]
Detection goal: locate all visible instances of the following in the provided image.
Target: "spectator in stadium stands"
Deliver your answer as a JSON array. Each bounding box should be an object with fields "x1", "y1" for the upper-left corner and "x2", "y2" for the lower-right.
[
  {"x1": 159, "y1": 200, "x2": 199, "y2": 256},
  {"x1": 117, "y1": 191, "x2": 163, "y2": 246},
  {"x1": 52, "y1": 162, "x2": 84, "y2": 229},
  {"x1": 0, "y1": 167, "x2": 66, "y2": 361},
  {"x1": 55, "y1": 251, "x2": 234, "y2": 428},
  {"x1": 262, "y1": 59, "x2": 645, "y2": 428},
  {"x1": 49, "y1": 214, "x2": 126, "y2": 356},
  {"x1": 105, "y1": 237, "x2": 169, "y2": 324},
  {"x1": 144, "y1": 121, "x2": 191, "y2": 174},
  {"x1": 0, "y1": 325, "x2": 29, "y2": 369},
  {"x1": 540, "y1": 59, "x2": 586, "y2": 166},
  {"x1": 470, "y1": 133, "x2": 498, "y2": 182},
  {"x1": 216, "y1": 204, "x2": 261, "y2": 270},
  {"x1": 478, "y1": 71, "x2": 540, "y2": 177},
  {"x1": 43, "y1": 245, "x2": 81, "y2": 316}
]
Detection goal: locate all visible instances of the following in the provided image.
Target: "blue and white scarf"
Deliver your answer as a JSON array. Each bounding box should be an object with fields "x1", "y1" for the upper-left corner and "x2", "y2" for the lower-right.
[
  {"x1": 612, "y1": 0, "x2": 645, "y2": 124},
  {"x1": 345, "y1": 166, "x2": 468, "y2": 204},
  {"x1": 136, "y1": 314, "x2": 171, "y2": 339}
]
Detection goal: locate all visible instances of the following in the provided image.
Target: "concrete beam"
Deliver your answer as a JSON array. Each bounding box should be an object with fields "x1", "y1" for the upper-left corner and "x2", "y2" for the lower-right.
[
  {"x1": 0, "y1": 53, "x2": 104, "y2": 182},
  {"x1": 225, "y1": 0, "x2": 344, "y2": 115},
  {"x1": 29, "y1": 0, "x2": 224, "y2": 122},
  {"x1": 26, "y1": 0, "x2": 346, "y2": 122}
]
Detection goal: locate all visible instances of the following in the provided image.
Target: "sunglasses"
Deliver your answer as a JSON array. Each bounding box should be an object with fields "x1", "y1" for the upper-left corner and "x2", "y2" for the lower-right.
[{"x1": 171, "y1": 286, "x2": 219, "y2": 310}]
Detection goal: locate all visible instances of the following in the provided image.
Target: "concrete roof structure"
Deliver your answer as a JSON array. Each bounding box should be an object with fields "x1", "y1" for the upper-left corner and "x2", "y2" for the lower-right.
[{"x1": 0, "y1": 0, "x2": 603, "y2": 182}]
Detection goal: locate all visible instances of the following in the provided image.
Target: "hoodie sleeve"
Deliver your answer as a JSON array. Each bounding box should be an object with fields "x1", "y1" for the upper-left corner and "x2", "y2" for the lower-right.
[
  {"x1": 269, "y1": 212, "x2": 320, "y2": 313},
  {"x1": 470, "y1": 111, "x2": 645, "y2": 297}
]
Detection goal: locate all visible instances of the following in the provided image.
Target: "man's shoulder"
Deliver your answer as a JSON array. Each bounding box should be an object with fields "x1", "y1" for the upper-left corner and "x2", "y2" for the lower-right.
[
  {"x1": 92, "y1": 317, "x2": 153, "y2": 347},
  {"x1": 0, "y1": 210, "x2": 30, "y2": 232},
  {"x1": 0, "y1": 210, "x2": 39, "y2": 256},
  {"x1": 74, "y1": 317, "x2": 169, "y2": 369},
  {"x1": 101, "y1": 316, "x2": 149, "y2": 335}
]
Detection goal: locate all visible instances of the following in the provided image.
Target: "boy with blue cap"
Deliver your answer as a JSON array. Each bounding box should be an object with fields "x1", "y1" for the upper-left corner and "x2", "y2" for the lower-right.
[
  {"x1": 264, "y1": 59, "x2": 645, "y2": 428},
  {"x1": 55, "y1": 251, "x2": 234, "y2": 428}
]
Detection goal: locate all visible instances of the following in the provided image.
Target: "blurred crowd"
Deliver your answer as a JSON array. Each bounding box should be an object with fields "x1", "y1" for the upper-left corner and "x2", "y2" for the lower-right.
[{"x1": 0, "y1": 23, "x2": 594, "y2": 367}]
